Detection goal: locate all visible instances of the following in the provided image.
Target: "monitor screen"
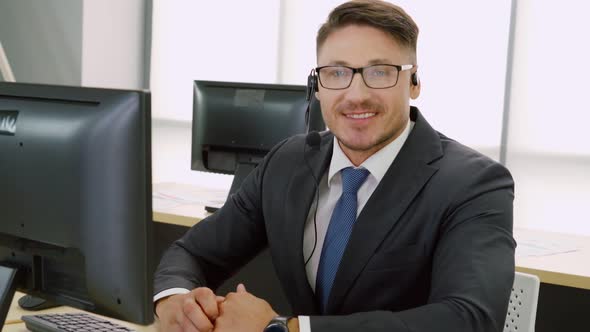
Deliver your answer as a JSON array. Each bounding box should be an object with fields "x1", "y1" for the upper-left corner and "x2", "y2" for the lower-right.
[
  {"x1": 191, "y1": 80, "x2": 324, "y2": 201},
  {"x1": 0, "y1": 82, "x2": 154, "y2": 325}
]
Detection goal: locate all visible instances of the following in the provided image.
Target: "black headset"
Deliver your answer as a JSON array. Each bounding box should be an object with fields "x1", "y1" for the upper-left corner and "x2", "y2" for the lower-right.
[
  {"x1": 411, "y1": 72, "x2": 419, "y2": 86},
  {"x1": 306, "y1": 70, "x2": 319, "y2": 101},
  {"x1": 303, "y1": 131, "x2": 321, "y2": 266},
  {"x1": 305, "y1": 70, "x2": 319, "y2": 129}
]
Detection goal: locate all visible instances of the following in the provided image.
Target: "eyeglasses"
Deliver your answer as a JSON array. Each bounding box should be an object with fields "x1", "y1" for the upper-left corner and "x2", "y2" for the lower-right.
[{"x1": 315, "y1": 64, "x2": 414, "y2": 90}]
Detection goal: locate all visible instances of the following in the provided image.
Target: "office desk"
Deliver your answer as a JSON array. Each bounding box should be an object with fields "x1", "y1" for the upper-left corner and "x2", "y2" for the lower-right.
[
  {"x1": 152, "y1": 182, "x2": 214, "y2": 227},
  {"x1": 514, "y1": 228, "x2": 590, "y2": 290},
  {"x1": 152, "y1": 182, "x2": 590, "y2": 331},
  {"x1": 513, "y1": 228, "x2": 590, "y2": 332},
  {"x1": 2, "y1": 292, "x2": 157, "y2": 331},
  {"x1": 153, "y1": 183, "x2": 590, "y2": 289}
]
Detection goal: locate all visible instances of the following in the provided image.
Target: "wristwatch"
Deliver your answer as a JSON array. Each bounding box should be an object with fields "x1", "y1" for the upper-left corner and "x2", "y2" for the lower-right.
[{"x1": 263, "y1": 315, "x2": 293, "y2": 332}]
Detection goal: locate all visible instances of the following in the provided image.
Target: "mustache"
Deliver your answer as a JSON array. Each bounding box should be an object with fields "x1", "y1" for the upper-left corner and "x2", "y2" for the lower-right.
[{"x1": 335, "y1": 100, "x2": 384, "y2": 114}]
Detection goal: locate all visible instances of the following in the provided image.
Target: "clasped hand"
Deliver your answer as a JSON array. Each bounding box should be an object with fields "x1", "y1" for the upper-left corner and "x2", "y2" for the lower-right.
[{"x1": 155, "y1": 284, "x2": 278, "y2": 332}]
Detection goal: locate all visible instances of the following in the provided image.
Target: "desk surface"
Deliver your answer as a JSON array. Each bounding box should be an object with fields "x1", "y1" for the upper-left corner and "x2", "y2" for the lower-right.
[
  {"x1": 514, "y1": 228, "x2": 590, "y2": 290},
  {"x1": 2, "y1": 292, "x2": 157, "y2": 331},
  {"x1": 152, "y1": 182, "x2": 590, "y2": 290},
  {"x1": 152, "y1": 182, "x2": 216, "y2": 226}
]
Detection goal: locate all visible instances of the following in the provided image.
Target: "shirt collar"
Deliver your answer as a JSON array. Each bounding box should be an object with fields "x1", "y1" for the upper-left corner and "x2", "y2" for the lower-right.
[{"x1": 328, "y1": 119, "x2": 414, "y2": 186}]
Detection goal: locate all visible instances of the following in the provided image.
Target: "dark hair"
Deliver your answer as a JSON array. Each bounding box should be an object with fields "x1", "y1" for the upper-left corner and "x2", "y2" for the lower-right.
[{"x1": 317, "y1": 0, "x2": 419, "y2": 61}]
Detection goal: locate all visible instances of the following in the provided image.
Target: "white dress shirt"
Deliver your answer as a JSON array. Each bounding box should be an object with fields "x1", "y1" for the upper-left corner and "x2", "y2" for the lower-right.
[{"x1": 155, "y1": 120, "x2": 414, "y2": 332}]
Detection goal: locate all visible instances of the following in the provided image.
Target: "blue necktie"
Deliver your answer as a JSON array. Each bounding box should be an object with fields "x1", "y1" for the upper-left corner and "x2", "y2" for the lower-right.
[{"x1": 316, "y1": 167, "x2": 370, "y2": 311}]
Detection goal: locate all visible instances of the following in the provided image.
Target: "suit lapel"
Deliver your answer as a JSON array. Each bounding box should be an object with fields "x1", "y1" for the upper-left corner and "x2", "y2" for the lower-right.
[
  {"x1": 282, "y1": 133, "x2": 333, "y2": 314},
  {"x1": 326, "y1": 108, "x2": 444, "y2": 313}
]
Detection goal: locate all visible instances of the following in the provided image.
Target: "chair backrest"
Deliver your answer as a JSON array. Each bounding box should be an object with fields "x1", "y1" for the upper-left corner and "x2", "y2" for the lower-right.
[{"x1": 503, "y1": 272, "x2": 541, "y2": 332}]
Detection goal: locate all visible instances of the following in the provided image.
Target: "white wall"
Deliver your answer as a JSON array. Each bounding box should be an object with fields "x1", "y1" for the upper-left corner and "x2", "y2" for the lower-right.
[
  {"x1": 151, "y1": 118, "x2": 233, "y2": 188},
  {"x1": 150, "y1": 0, "x2": 281, "y2": 121}
]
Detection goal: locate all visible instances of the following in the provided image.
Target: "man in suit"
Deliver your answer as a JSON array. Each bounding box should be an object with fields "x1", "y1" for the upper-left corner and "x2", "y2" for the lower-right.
[{"x1": 154, "y1": 1, "x2": 516, "y2": 331}]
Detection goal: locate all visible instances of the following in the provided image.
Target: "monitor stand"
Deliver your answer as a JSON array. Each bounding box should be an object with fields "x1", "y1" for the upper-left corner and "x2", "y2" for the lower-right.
[
  {"x1": 205, "y1": 162, "x2": 258, "y2": 213},
  {"x1": 0, "y1": 265, "x2": 20, "y2": 326}
]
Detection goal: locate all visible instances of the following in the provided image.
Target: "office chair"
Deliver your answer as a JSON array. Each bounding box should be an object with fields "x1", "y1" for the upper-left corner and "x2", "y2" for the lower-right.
[{"x1": 503, "y1": 272, "x2": 541, "y2": 332}]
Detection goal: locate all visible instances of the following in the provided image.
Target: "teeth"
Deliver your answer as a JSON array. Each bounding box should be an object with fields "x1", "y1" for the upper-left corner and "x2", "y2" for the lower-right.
[{"x1": 346, "y1": 113, "x2": 375, "y2": 119}]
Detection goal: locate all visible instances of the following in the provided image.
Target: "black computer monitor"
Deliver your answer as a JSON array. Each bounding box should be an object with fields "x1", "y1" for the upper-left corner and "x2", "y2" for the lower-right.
[
  {"x1": 191, "y1": 80, "x2": 324, "y2": 208},
  {"x1": 0, "y1": 82, "x2": 154, "y2": 325}
]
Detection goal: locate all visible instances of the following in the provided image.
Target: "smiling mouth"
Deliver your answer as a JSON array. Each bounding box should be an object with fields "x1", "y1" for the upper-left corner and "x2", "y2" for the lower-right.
[{"x1": 345, "y1": 112, "x2": 376, "y2": 119}]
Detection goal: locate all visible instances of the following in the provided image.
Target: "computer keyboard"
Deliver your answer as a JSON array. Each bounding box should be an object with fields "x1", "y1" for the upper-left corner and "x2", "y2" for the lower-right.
[{"x1": 21, "y1": 312, "x2": 136, "y2": 332}]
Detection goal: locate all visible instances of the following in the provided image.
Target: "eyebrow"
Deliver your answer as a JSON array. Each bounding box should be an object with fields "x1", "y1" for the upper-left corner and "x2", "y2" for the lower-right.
[
  {"x1": 323, "y1": 59, "x2": 395, "y2": 66},
  {"x1": 368, "y1": 58, "x2": 394, "y2": 65}
]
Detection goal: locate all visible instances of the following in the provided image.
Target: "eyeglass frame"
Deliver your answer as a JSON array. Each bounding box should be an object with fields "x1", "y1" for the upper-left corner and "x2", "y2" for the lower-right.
[{"x1": 314, "y1": 64, "x2": 415, "y2": 90}]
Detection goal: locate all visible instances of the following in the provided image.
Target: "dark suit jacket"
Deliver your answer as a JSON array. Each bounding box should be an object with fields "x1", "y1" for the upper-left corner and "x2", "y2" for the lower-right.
[{"x1": 154, "y1": 107, "x2": 516, "y2": 332}]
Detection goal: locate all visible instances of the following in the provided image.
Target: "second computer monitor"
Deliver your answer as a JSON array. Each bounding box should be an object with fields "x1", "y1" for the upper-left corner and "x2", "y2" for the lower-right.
[{"x1": 191, "y1": 80, "x2": 324, "y2": 198}]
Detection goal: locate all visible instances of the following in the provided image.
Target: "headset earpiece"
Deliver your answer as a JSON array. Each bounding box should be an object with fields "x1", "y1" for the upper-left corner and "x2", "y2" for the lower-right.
[
  {"x1": 411, "y1": 72, "x2": 419, "y2": 86},
  {"x1": 306, "y1": 71, "x2": 318, "y2": 101}
]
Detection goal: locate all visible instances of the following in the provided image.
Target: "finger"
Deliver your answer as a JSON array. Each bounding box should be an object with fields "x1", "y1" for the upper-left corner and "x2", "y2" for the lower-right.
[
  {"x1": 180, "y1": 317, "x2": 201, "y2": 332},
  {"x1": 216, "y1": 296, "x2": 225, "y2": 303},
  {"x1": 192, "y1": 287, "x2": 220, "y2": 320},
  {"x1": 155, "y1": 316, "x2": 178, "y2": 332},
  {"x1": 174, "y1": 308, "x2": 199, "y2": 332},
  {"x1": 237, "y1": 283, "x2": 247, "y2": 293},
  {"x1": 182, "y1": 297, "x2": 214, "y2": 332},
  {"x1": 179, "y1": 318, "x2": 200, "y2": 332},
  {"x1": 160, "y1": 323, "x2": 183, "y2": 332}
]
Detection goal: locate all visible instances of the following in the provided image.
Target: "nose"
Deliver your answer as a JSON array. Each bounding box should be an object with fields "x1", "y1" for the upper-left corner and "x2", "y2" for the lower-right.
[{"x1": 345, "y1": 72, "x2": 371, "y2": 102}]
